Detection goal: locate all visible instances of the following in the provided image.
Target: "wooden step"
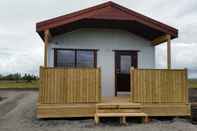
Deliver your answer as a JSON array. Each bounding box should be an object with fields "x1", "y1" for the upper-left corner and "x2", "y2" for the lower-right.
[
  {"x1": 96, "y1": 102, "x2": 142, "y2": 106},
  {"x1": 95, "y1": 103, "x2": 148, "y2": 124},
  {"x1": 95, "y1": 112, "x2": 147, "y2": 117},
  {"x1": 96, "y1": 103, "x2": 144, "y2": 114},
  {"x1": 94, "y1": 112, "x2": 148, "y2": 125},
  {"x1": 96, "y1": 103, "x2": 143, "y2": 109},
  {"x1": 97, "y1": 109, "x2": 142, "y2": 113}
]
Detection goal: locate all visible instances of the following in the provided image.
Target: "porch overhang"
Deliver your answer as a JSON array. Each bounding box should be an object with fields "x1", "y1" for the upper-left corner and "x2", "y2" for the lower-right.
[{"x1": 36, "y1": 1, "x2": 178, "y2": 45}]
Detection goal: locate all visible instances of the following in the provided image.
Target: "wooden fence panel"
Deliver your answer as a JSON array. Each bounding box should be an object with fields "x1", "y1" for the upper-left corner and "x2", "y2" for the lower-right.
[
  {"x1": 39, "y1": 67, "x2": 101, "y2": 104},
  {"x1": 131, "y1": 69, "x2": 188, "y2": 104}
]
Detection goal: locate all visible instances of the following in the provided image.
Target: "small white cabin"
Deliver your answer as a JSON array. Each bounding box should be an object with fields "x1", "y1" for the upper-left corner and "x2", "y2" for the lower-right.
[{"x1": 36, "y1": 1, "x2": 190, "y2": 122}]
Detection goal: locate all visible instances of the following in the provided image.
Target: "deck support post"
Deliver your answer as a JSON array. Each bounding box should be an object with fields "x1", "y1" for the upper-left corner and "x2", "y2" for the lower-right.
[
  {"x1": 94, "y1": 114, "x2": 99, "y2": 125},
  {"x1": 167, "y1": 34, "x2": 171, "y2": 69},
  {"x1": 144, "y1": 116, "x2": 149, "y2": 123},
  {"x1": 44, "y1": 29, "x2": 50, "y2": 67},
  {"x1": 120, "y1": 116, "x2": 128, "y2": 125}
]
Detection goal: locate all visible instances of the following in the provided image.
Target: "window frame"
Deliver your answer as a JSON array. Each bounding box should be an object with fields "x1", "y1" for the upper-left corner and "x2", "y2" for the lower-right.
[{"x1": 54, "y1": 48, "x2": 97, "y2": 68}]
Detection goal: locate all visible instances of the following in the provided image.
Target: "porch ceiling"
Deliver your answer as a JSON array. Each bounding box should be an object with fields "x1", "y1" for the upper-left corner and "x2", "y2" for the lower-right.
[{"x1": 36, "y1": 1, "x2": 178, "y2": 45}]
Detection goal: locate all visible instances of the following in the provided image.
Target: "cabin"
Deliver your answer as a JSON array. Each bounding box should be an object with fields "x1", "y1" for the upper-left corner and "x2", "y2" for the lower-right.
[{"x1": 36, "y1": 1, "x2": 190, "y2": 124}]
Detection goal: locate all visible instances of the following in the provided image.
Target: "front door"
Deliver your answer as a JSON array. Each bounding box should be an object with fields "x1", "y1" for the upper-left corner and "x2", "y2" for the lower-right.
[{"x1": 115, "y1": 51, "x2": 138, "y2": 96}]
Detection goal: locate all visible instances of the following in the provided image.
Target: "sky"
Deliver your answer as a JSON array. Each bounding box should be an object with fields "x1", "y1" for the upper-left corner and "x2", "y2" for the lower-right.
[{"x1": 0, "y1": 0, "x2": 197, "y2": 78}]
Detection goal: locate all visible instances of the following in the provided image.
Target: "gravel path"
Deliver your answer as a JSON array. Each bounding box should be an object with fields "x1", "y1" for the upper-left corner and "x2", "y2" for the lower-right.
[{"x1": 0, "y1": 90, "x2": 197, "y2": 131}]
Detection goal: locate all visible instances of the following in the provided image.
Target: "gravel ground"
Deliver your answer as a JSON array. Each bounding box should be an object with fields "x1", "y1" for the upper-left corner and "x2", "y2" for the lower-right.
[{"x1": 0, "y1": 90, "x2": 197, "y2": 131}]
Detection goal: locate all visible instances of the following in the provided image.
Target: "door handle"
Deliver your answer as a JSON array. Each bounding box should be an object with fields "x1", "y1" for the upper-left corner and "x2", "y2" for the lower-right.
[{"x1": 116, "y1": 69, "x2": 120, "y2": 74}]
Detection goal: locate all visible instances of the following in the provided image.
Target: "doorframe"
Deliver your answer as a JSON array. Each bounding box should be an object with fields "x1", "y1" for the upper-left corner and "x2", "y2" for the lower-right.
[{"x1": 113, "y1": 50, "x2": 139, "y2": 96}]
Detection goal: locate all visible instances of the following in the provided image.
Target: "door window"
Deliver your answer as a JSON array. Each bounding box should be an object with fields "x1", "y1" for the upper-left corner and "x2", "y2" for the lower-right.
[{"x1": 120, "y1": 55, "x2": 132, "y2": 73}]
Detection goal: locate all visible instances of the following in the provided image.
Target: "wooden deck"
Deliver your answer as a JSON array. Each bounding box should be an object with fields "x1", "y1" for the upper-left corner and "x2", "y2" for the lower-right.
[
  {"x1": 37, "y1": 68, "x2": 190, "y2": 120},
  {"x1": 37, "y1": 96, "x2": 190, "y2": 119}
]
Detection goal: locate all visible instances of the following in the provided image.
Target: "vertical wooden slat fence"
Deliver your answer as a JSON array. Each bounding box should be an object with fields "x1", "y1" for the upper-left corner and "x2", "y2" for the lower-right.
[
  {"x1": 39, "y1": 67, "x2": 101, "y2": 104},
  {"x1": 131, "y1": 69, "x2": 188, "y2": 104}
]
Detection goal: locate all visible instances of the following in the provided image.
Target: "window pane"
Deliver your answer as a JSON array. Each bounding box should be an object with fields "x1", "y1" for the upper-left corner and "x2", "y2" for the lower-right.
[
  {"x1": 77, "y1": 51, "x2": 94, "y2": 68},
  {"x1": 120, "y1": 55, "x2": 131, "y2": 73},
  {"x1": 56, "y1": 50, "x2": 75, "y2": 67}
]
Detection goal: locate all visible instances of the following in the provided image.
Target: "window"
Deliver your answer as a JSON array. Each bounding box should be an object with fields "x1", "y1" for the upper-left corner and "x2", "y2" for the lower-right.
[
  {"x1": 54, "y1": 49, "x2": 97, "y2": 68},
  {"x1": 56, "y1": 50, "x2": 75, "y2": 67},
  {"x1": 77, "y1": 51, "x2": 95, "y2": 68}
]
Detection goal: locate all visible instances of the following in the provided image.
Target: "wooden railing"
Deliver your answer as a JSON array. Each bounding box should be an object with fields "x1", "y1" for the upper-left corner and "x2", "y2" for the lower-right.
[
  {"x1": 130, "y1": 69, "x2": 188, "y2": 104},
  {"x1": 39, "y1": 67, "x2": 101, "y2": 104}
]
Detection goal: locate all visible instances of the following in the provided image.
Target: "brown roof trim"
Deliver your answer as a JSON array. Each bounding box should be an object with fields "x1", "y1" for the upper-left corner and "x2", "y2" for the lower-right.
[
  {"x1": 109, "y1": 2, "x2": 177, "y2": 35},
  {"x1": 36, "y1": 1, "x2": 178, "y2": 40},
  {"x1": 36, "y1": 2, "x2": 112, "y2": 31}
]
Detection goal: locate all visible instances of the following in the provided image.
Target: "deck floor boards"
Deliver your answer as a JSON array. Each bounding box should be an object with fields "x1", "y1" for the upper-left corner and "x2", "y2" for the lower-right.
[{"x1": 37, "y1": 95, "x2": 190, "y2": 118}]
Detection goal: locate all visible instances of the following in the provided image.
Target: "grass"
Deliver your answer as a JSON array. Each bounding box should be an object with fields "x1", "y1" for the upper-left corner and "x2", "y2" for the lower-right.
[
  {"x1": 0, "y1": 80, "x2": 39, "y2": 89},
  {"x1": 189, "y1": 79, "x2": 197, "y2": 88},
  {"x1": 0, "y1": 79, "x2": 196, "y2": 89}
]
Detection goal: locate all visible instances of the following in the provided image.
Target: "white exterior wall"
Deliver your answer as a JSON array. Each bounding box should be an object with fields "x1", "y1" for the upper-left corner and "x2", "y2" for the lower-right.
[{"x1": 47, "y1": 28, "x2": 155, "y2": 96}]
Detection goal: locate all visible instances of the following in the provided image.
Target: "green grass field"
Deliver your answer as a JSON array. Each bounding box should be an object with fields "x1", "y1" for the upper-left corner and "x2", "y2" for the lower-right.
[
  {"x1": 189, "y1": 79, "x2": 197, "y2": 88},
  {"x1": 0, "y1": 79, "x2": 196, "y2": 89},
  {"x1": 0, "y1": 80, "x2": 39, "y2": 89}
]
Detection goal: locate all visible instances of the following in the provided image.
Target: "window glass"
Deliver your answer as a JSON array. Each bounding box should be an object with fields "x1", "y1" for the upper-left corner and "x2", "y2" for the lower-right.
[
  {"x1": 55, "y1": 49, "x2": 96, "y2": 68},
  {"x1": 77, "y1": 51, "x2": 94, "y2": 68},
  {"x1": 120, "y1": 55, "x2": 131, "y2": 73},
  {"x1": 56, "y1": 50, "x2": 75, "y2": 67}
]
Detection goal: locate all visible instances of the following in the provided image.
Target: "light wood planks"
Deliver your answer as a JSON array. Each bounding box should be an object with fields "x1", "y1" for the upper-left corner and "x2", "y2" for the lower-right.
[
  {"x1": 94, "y1": 101, "x2": 147, "y2": 125},
  {"x1": 142, "y1": 104, "x2": 191, "y2": 116},
  {"x1": 37, "y1": 103, "x2": 96, "y2": 118},
  {"x1": 95, "y1": 112, "x2": 147, "y2": 117},
  {"x1": 130, "y1": 69, "x2": 188, "y2": 104},
  {"x1": 38, "y1": 68, "x2": 190, "y2": 118},
  {"x1": 37, "y1": 96, "x2": 190, "y2": 118},
  {"x1": 39, "y1": 67, "x2": 101, "y2": 104},
  {"x1": 94, "y1": 112, "x2": 148, "y2": 124}
]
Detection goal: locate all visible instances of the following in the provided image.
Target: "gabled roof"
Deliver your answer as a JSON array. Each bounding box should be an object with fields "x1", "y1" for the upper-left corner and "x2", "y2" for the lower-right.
[{"x1": 36, "y1": 1, "x2": 178, "y2": 43}]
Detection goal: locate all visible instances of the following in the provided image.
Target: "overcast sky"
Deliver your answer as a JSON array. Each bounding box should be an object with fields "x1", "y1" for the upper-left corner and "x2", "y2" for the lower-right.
[{"x1": 0, "y1": 0, "x2": 197, "y2": 78}]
